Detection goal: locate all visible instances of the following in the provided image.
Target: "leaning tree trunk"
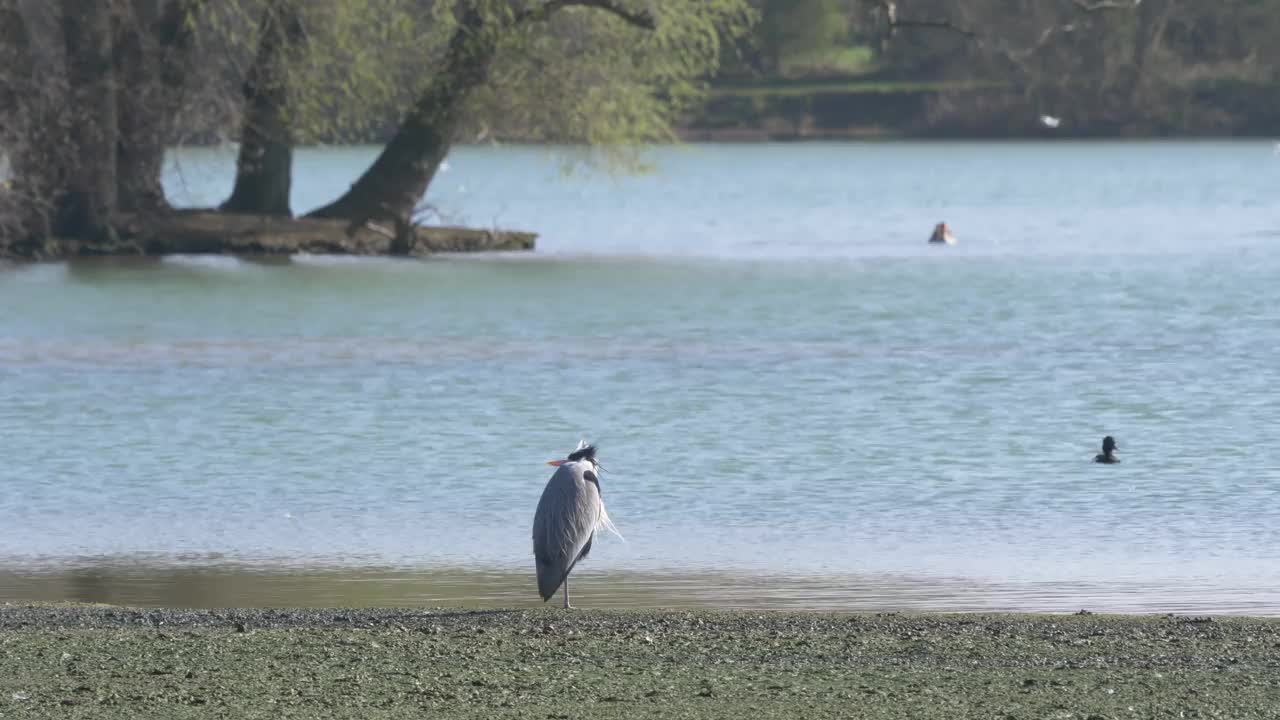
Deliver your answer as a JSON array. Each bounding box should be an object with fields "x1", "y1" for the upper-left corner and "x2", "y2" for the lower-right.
[
  {"x1": 221, "y1": 0, "x2": 304, "y2": 216},
  {"x1": 306, "y1": 0, "x2": 654, "y2": 237},
  {"x1": 55, "y1": 0, "x2": 120, "y2": 239},
  {"x1": 306, "y1": 4, "x2": 498, "y2": 229}
]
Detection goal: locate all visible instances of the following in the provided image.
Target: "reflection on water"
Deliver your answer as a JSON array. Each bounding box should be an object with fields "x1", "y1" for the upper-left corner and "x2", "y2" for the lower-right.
[{"x1": 2, "y1": 561, "x2": 1276, "y2": 615}]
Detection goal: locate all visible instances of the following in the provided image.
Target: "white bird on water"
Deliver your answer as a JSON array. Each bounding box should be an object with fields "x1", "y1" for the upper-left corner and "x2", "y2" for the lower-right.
[
  {"x1": 532, "y1": 441, "x2": 621, "y2": 608},
  {"x1": 1040, "y1": 114, "x2": 1062, "y2": 129}
]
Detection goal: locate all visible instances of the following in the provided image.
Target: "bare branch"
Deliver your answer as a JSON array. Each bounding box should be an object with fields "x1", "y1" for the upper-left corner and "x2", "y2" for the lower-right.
[
  {"x1": 879, "y1": 0, "x2": 1138, "y2": 72},
  {"x1": 891, "y1": 18, "x2": 977, "y2": 37},
  {"x1": 1072, "y1": 0, "x2": 1142, "y2": 11},
  {"x1": 517, "y1": 0, "x2": 656, "y2": 30},
  {"x1": 1007, "y1": 23, "x2": 1077, "y2": 61},
  {"x1": 875, "y1": 2, "x2": 976, "y2": 39}
]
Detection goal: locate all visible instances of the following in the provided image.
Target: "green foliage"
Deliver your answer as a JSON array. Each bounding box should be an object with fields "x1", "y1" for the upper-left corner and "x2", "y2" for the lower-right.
[
  {"x1": 284, "y1": 1, "x2": 452, "y2": 144},
  {"x1": 186, "y1": 0, "x2": 442, "y2": 143},
  {"x1": 191, "y1": 0, "x2": 753, "y2": 156},
  {"x1": 781, "y1": 45, "x2": 876, "y2": 77},
  {"x1": 758, "y1": 0, "x2": 852, "y2": 77},
  {"x1": 467, "y1": 0, "x2": 756, "y2": 169}
]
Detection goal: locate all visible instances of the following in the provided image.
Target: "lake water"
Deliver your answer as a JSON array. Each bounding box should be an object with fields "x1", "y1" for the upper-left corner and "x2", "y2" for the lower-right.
[{"x1": 3, "y1": 142, "x2": 1280, "y2": 614}]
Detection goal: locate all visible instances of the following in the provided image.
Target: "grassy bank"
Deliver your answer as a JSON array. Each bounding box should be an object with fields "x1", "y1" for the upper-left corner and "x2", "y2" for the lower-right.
[
  {"x1": 687, "y1": 78, "x2": 1011, "y2": 140},
  {"x1": 2, "y1": 605, "x2": 1279, "y2": 718}
]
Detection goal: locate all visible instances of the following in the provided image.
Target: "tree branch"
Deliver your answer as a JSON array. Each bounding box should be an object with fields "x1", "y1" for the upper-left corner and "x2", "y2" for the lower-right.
[
  {"x1": 517, "y1": 0, "x2": 656, "y2": 30},
  {"x1": 890, "y1": 18, "x2": 977, "y2": 37},
  {"x1": 1071, "y1": 0, "x2": 1141, "y2": 11},
  {"x1": 875, "y1": 2, "x2": 977, "y2": 39},
  {"x1": 879, "y1": 0, "x2": 1140, "y2": 70}
]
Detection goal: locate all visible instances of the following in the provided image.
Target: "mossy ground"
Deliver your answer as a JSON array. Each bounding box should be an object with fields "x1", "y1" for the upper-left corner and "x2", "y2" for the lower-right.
[{"x1": 2, "y1": 606, "x2": 1279, "y2": 719}]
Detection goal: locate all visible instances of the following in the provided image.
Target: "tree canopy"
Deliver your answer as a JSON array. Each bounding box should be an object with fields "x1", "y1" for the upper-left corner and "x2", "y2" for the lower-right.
[
  {"x1": 715, "y1": 0, "x2": 1280, "y2": 137},
  {"x1": 0, "y1": 0, "x2": 754, "y2": 253},
  {"x1": 871, "y1": 0, "x2": 1280, "y2": 133},
  {"x1": 3, "y1": 0, "x2": 1277, "y2": 257}
]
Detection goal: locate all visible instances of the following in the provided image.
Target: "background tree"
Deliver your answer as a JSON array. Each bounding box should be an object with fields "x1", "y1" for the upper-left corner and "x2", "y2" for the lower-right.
[
  {"x1": 873, "y1": 0, "x2": 1280, "y2": 134},
  {"x1": 0, "y1": 0, "x2": 754, "y2": 254},
  {"x1": 756, "y1": 0, "x2": 852, "y2": 76},
  {"x1": 1, "y1": 0, "x2": 214, "y2": 246},
  {"x1": 307, "y1": 0, "x2": 754, "y2": 233},
  {"x1": 219, "y1": 0, "x2": 305, "y2": 216},
  {"x1": 4, "y1": 0, "x2": 1279, "y2": 258}
]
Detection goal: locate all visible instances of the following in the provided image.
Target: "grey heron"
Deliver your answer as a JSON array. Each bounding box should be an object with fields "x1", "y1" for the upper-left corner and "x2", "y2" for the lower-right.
[
  {"x1": 1094, "y1": 436, "x2": 1119, "y2": 464},
  {"x1": 532, "y1": 441, "x2": 620, "y2": 608}
]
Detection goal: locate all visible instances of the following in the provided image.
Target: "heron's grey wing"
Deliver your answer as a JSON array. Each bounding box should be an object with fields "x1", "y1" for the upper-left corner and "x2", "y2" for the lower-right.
[{"x1": 532, "y1": 465, "x2": 601, "y2": 601}]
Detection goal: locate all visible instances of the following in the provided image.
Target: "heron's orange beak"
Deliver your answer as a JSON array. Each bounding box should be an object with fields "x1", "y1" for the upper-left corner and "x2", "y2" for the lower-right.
[{"x1": 546, "y1": 459, "x2": 565, "y2": 466}]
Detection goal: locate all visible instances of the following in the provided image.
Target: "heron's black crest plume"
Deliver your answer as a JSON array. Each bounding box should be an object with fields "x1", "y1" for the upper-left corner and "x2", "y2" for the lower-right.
[{"x1": 567, "y1": 444, "x2": 597, "y2": 463}]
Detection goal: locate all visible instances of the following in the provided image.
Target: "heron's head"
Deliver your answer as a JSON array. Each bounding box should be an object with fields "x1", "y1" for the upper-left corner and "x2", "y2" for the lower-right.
[
  {"x1": 547, "y1": 442, "x2": 598, "y2": 468},
  {"x1": 1102, "y1": 436, "x2": 1117, "y2": 454}
]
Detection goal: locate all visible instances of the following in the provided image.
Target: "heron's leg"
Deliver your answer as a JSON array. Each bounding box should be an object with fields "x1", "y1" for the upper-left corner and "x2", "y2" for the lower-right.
[{"x1": 563, "y1": 576, "x2": 572, "y2": 609}]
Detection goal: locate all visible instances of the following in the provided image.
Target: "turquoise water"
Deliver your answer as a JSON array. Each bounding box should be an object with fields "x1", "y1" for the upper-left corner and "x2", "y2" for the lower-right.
[{"x1": 3, "y1": 142, "x2": 1280, "y2": 613}]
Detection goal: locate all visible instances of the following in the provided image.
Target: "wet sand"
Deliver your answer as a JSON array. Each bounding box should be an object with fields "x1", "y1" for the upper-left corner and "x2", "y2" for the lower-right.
[
  {"x1": 3, "y1": 604, "x2": 1279, "y2": 718},
  {"x1": 6, "y1": 564, "x2": 1278, "y2": 615}
]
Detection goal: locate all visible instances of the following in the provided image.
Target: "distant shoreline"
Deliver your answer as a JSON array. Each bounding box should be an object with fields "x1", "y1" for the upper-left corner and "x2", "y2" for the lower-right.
[
  {"x1": 674, "y1": 128, "x2": 1280, "y2": 142},
  {"x1": 163, "y1": 134, "x2": 1276, "y2": 150},
  {"x1": 4, "y1": 604, "x2": 1277, "y2": 717}
]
